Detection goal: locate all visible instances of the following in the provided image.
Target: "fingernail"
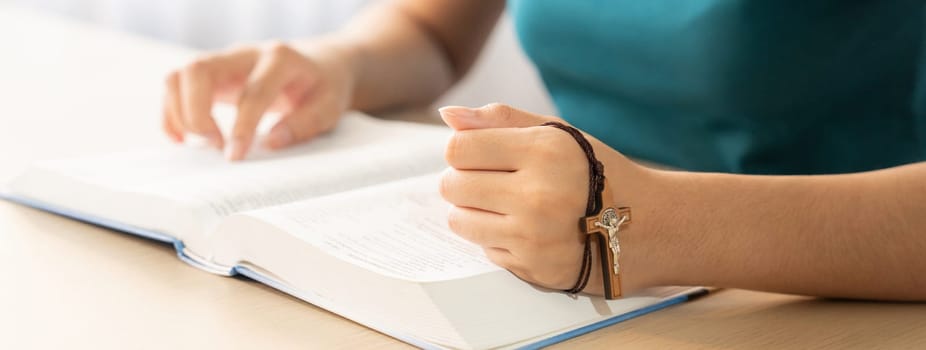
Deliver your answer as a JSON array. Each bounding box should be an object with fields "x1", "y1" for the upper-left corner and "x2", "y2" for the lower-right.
[
  {"x1": 438, "y1": 106, "x2": 476, "y2": 122},
  {"x1": 267, "y1": 125, "x2": 294, "y2": 149},
  {"x1": 168, "y1": 132, "x2": 184, "y2": 144},
  {"x1": 225, "y1": 137, "x2": 248, "y2": 161}
]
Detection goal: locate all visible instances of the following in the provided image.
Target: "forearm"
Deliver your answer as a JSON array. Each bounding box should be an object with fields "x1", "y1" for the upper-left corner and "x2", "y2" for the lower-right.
[
  {"x1": 309, "y1": 1, "x2": 504, "y2": 112},
  {"x1": 635, "y1": 162, "x2": 926, "y2": 300}
]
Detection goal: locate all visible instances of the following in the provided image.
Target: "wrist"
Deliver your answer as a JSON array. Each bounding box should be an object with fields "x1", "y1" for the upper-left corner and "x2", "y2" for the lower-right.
[{"x1": 601, "y1": 156, "x2": 679, "y2": 293}]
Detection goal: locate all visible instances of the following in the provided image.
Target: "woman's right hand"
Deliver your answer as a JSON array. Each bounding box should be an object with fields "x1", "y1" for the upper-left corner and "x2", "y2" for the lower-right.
[{"x1": 162, "y1": 40, "x2": 357, "y2": 160}]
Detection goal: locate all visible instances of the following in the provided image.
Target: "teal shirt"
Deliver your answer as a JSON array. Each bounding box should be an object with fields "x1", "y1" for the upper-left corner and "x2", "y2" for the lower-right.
[{"x1": 508, "y1": 1, "x2": 926, "y2": 174}]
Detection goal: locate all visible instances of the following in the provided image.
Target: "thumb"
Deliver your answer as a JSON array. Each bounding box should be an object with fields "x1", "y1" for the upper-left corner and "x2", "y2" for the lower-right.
[
  {"x1": 438, "y1": 103, "x2": 558, "y2": 131},
  {"x1": 263, "y1": 104, "x2": 336, "y2": 150}
]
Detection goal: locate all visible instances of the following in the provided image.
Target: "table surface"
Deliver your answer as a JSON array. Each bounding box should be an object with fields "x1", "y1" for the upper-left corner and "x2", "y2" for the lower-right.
[{"x1": 3, "y1": 6, "x2": 926, "y2": 350}]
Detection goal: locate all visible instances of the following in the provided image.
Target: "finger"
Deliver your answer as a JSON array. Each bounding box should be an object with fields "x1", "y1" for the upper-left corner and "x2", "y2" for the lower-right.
[
  {"x1": 209, "y1": 46, "x2": 262, "y2": 105},
  {"x1": 445, "y1": 128, "x2": 531, "y2": 171},
  {"x1": 264, "y1": 97, "x2": 337, "y2": 149},
  {"x1": 162, "y1": 107, "x2": 183, "y2": 143},
  {"x1": 162, "y1": 73, "x2": 183, "y2": 143},
  {"x1": 177, "y1": 50, "x2": 260, "y2": 149},
  {"x1": 229, "y1": 47, "x2": 301, "y2": 160},
  {"x1": 439, "y1": 169, "x2": 519, "y2": 214},
  {"x1": 447, "y1": 205, "x2": 518, "y2": 248},
  {"x1": 439, "y1": 103, "x2": 560, "y2": 131},
  {"x1": 179, "y1": 60, "x2": 225, "y2": 148}
]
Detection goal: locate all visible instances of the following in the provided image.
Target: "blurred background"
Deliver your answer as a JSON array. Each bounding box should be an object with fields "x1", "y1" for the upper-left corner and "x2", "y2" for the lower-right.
[
  {"x1": 8, "y1": 0, "x2": 367, "y2": 49},
  {"x1": 5, "y1": 0, "x2": 555, "y2": 115}
]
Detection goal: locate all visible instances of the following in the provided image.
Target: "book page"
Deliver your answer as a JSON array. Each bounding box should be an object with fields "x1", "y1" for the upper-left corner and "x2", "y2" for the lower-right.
[
  {"x1": 209, "y1": 173, "x2": 706, "y2": 349},
  {"x1": 9, "y1": 113, "x2": 450, "y2": 249},
  {"x1": 237, "y1": 174, "x2": 503, "y2": 282}
]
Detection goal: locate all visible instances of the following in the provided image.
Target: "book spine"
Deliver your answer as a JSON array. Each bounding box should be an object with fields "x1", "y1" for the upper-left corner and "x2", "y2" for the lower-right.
[{"x1": 172, "y1": 240, "x2": 237, "y2": 276}]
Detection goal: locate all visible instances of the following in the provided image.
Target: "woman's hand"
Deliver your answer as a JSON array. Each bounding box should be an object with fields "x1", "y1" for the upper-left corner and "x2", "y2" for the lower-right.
[
  {"x1": 438, "y1": 103, "x2": 659, "y2": 296},
  {"x1": 162, "y1": 40, "x2": 356, "y2": 160},
  {"x1": 440, "y1": 103, "x2": 926, "y2": 301}
]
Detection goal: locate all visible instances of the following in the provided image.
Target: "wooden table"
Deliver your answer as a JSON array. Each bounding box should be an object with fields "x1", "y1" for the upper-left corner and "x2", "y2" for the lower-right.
[{"x1": 2, "y1": 5, "x2": 925, "y2": 349}]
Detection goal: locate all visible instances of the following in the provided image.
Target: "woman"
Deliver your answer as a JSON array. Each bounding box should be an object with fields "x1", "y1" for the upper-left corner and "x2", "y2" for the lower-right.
[{"x1": 162, "y1": 1, "x2": 926, "y2": 301}]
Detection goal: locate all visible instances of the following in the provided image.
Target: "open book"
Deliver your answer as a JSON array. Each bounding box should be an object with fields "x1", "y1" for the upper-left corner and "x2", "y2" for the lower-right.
[{"x1": 2, "y1": 113, "x2": 705, "y2": 349}]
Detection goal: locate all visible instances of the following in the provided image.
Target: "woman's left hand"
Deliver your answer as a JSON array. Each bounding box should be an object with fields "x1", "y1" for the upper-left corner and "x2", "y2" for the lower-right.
[{"x1": 438, "y1": 103, "x2": 656, "y2": 296}]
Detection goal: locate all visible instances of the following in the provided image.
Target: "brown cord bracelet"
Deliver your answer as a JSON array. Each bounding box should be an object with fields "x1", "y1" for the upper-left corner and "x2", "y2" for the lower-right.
[
  {"x1": 542, "y1": 121, "x2": 631, "y2": 300},
  {"x1": 540, "y1": 122, "x2": 605, "y2": 295}
]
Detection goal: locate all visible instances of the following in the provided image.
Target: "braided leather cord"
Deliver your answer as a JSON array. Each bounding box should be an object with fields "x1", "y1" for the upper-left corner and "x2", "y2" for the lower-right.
[{"x1": 541, "y1": 121, "x2": 606, "y2": 295}]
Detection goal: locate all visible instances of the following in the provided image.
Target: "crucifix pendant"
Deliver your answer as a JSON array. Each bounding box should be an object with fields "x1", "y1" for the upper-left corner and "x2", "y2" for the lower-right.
[
  {"x1": 596, "y1": 209, "x2": 628, "y2": 275},
  {"x1": 605, "y1": 222, "x2": 622, "y2": 274},
  {"x1": 580, "y1": 179, "x2": 631, "y2": 300}
]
